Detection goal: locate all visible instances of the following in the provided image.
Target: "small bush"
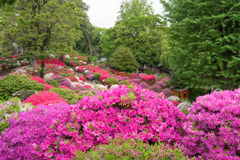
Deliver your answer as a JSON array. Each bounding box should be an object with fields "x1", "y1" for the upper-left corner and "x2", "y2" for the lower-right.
[
  {"x1": 162, "y1": 89, "x2": 173, "y2": 98},
  {"x1": 50, "y1": 88, "x2": 81, "y2": 104},
  {"x1": 23, "y1": 91, "x2": 66, "y2": 106},
  {"x1": 94, "y1": 73, "x2": 102, "y2": 81},
  {"x1": 150, "y1": 85, "x2": 162, "y2": 93},
  {"x1": 0, "y1": 75, "x2": 45, "y2": 101},
  {"x1": 75, "y1": 138, "x2": 189, "y2": 160},
  {"x1": 139, "y1": 82, "x2": 149, "y2": 89},
  {"x1": 110, "y1": 46, "x2": 139, "y2": 72},
  {"x1": 105, "y1": 77, "x2": 119, "y2": 85},
  {"x1": 119, "y1": 80, "x2": 130, "y2": 85}
]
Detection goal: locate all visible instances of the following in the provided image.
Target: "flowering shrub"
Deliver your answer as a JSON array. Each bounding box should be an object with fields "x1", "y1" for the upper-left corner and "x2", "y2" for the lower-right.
[
  {"x1": 83, "y1": 85, "x2": 92, "y2": 89},
  {"x1": 171, "y1": 101, "x2": 180, "y2": 106},
  {"x1": 168, "y1": 96, "x2": 180, "y2": 102},
  {"x1": 0, "y1": 103, "x2": 71, "y2": 159},
  {"x1": 77, "y1": 67, "x2": 84, "y2": 72},
  {"x1": 131, "y1": 83, "x2": 138, "y2": 86},
  {"x1": 44, "y1": 84, "x2": 54, "y2": 91},
  {"x1": 30, "y1": 76, "x2": 46, "y2": 84},
  {"x1": 139, "y1": 82, "x2": 149, "y2": 89},
  {"x1": 139, "y1": 75, "x2": 155, "y2": 81},
  {"x1": 150, "y1": 85, "x2": 162, "y2": 93},
  {"x1": 67, "y1": 76, "x2": 79, "y2": 82},
  {"x1": 162, "y1": 89, "x2": 173, "y2": 98},
  {"x1": 156, "y1": 81, "x2": 166, "y2": 89},
  {"x1": 35, "y1": 86, "x2": 187, "y2": 159},
  {"x1": 76, "y1": 138, "x2": 188, "y2": 160},
  {"x1": 37, "y1": 58, "x2": 66, "y2": 66},
  {"x1": 23, "y1": 91, "x2": 67, "y2": 106},
  {"x1": 60, "y1": 86, "x2": 70, "y2": 90},
  {"x1": 87, "y1": 74, "x2": 95, "y2": 80},
  {"x1": 99, "y1": 74, "x2": 109, "y2": 82},
  {"x1": 131, "y1": 73, "x2": 137, "y2": 76},
  {"x1": 177, "y1": 102, "x2": 191, "y2": 111},
  {"x1": 182, "y1": 89, "x2": 240, "y2": 159},
  {"x1": 131, "y1": 78, "x2": 141, "y2": 84},
  {"x1": 79, "y1": 77, "x2": 86, "y2": 82}
]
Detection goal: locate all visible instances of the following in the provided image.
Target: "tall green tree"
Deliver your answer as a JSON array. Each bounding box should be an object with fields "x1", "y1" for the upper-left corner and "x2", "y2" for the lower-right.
[
  {"x1": 101, "y1": 0, "x2": 165, "y2": 67},
  {"x1": 0, "y1": 0, "x2": 16, "y2": 8},
  {"x1": 161, "y1": 0, "x2": 240, "y2": 89},
  {"x1": 0, "y1": 0, "x2": 86, "y2": 78}
]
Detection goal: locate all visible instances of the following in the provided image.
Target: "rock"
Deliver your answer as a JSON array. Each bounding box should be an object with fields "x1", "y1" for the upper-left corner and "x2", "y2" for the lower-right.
[{"x1": 12, "y1": 90, "x2": 37, "y2": 101}]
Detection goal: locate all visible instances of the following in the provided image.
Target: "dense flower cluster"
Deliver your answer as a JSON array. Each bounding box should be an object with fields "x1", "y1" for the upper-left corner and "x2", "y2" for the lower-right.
[
  {"x1": 79, "y1": 77, "x2": 86, "y2": 82},
  {"x1": 37, "y1": 58, "x2": 66, "y2": 66},
  {"x1": 131, "y1": 78, "x2": 141, "y2": 84},
  {"x1": 30, "y1": 76, "x2": 46, "y2": 84},
  {"x1": 139, "y1": 82, "x2": 149, "y2": 89},
  {"x1": 162, "y1": 89, "x2": 173, "y2": 98},
  {"x1": 35, "y1": 86, "x2": 187, "y2": 159},
  {"x1": 150, "y1": 85, "x2": 162, "y2": 93},
  {"x1": 23, "y1": 91, "x2": 67, "y2": 106},
  {"x1": 156, "y1": 81, "x2": 166, "y2": 89},
  {"x1": 99, "y1": 74, "x2": 109, "y2": 82},
  {"x1": 0, "y1": 103, "x2": 71, "y2": 159},
  {"x1": 182, "y1": 89, "x2": 240, "y2": 159},
  {"x1": 139, "y1": 74, "x2": 155, "y2": 81}
]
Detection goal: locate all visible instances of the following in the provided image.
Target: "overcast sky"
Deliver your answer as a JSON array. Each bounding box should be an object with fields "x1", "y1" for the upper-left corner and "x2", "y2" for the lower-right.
[{"x1": 82, "y1": 0, "x2": 164, "y2": 28}]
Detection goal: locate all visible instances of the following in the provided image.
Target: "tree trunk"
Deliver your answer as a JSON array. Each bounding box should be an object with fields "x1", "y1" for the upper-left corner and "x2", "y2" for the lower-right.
[
  {"x1": 30, "y1": 54, "x2": 37, "y2": 69},
  {"x1": 40, "y1": 55, "x2": 45, "y2": 79}
]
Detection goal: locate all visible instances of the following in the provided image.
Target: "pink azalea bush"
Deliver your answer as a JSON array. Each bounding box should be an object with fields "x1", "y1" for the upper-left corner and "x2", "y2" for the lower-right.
[
  {"x1": 150, "y1": 85, "x2": 162, "y2": 93},
  {"x1": 162, "y1": 89, "x2": 173, "y2": 98},
  {"x1": 139, "y1": 75, "x2": 155, "y2": 81},
  {"x1": 99, "y1": 74, "x2": 109, "y2": 82},
  {"x1": 37, "y1": 58, "x2": 66, "y2": 66},
  {"x1": 0, "y1": 103, "x2": 71, "y2": 159},
  {"x1": 44, "y1": 84, "x2": 54, "y2": 91},
  {"x1": 79, "y1": 76, "x2": 86, "y2": 82},
  {"x1": 23, "y1": 91, "x2": 67, "y2": 106},
  {"x1": 139, "y1": 82, "x2": 149, "y2": 89},
  {"x1": 182, "y1": 89, "x2": 240, "y2": 159},
  {"x1": 156, "y1": 81, "x2": 166, "y2": 89},
  {"x1": 35, "y1": 86, "x2": 187, "y2": 159},
  {"x1": 30, "y1": 76, "x2": 46, "y2": 84}
]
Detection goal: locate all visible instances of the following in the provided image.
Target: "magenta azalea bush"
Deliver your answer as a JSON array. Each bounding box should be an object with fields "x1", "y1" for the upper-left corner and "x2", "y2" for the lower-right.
[
  {"x1": 156, "y1": 81, "x2": 166, "y2": 89},
  {"x1": 162, "y1": 89, "x2": 173, "y2": 98},
  {"x1": 139, "y1": 82, "x2": 149, "y2": 89},
  {"x1": 150, "y1": 85, "x2": 162, "y2": 93},
  {"x1": 35, "y1": 86, "x2": 187, "y2": 159},
  {"x1": 0, "y1": 103, "x2": 71, "y2": 159},
  {"x1": 182, "y1": 89, "x2": 240, "y2": 159}
]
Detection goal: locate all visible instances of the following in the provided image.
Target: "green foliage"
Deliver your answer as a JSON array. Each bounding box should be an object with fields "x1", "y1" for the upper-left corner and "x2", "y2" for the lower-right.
[
  {"x1": 188, "y1": 88, "x2": 208, "y2": 102},
  {"x1": 0, "y1": 75, "x2": 45, "y2": 101},
  {"x1": 161, "y1": 0, "x2": 240, "y2": 90},
  {"x1": 0, "y1": 121, "x2": 9, "y2": 135},
  {"x1": 75, "y1": 138, "x2": 189, "y2": 160},
  {"x1": 50, "y1": 88, "x2": 81, "y2": 104},
  {"x1": 0, "y1": 0, "x2": 16, "y2": 8},
  {"x1": 110, "y1": 46, "x2": 139, "y2": 72},
  {"x1": 93, "y1": 73, "x2": 102, "y2": 81},
  {"x1": 142, "y1": 69, "x2": 156, "y2": 75},
  {"x1": 45, "y1": 79, "x2": 59, "y2": 88},
  {"x1": 88, "y1": 55, "x2": 98, "y2": 62},
  {"x1": 119, "y1": 80, "x2": 130, "y2": 85},
  {"x1": 50, "y1": 88, "x2": 96, "y2": 104},
  {"x1": 105, "y1": 77, "x2": 119, "y2": 85}
]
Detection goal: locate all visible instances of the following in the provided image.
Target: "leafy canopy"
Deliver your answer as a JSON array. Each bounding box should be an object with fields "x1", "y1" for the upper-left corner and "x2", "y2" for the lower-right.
[{"x1": 161, "y1": 0, "x2": 240, "y2": 89}]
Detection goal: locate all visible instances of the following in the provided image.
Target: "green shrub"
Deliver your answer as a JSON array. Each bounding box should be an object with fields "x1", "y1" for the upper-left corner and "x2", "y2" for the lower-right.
[
  {"x1": 142, "y1": 69, "x2": 156, "y2": 75},
  {"x1": 188, "y1": 88, "x2": 208, "y2": 102},
  {"x1": 105, "y1": 77, "x2": 119, "y2": 85},
  {"x1": 110, "y1": 46, "x2": 139, "y2": 72},
  {"x1": 119, "y1": 80, "x2": 130, "y2": 85},
  {"x1": 75, "y1": 138, "x2": 189, "y2": 160},
  {"x1": 0, "y1": 75, "x2": 45, "y2": 101},
  {"x1": 93, "y1": 73, "x2": 102, "y2": 81},
  {"x1": 50, "y1": 88, "x2": 81, "y2": 104},
  {"x1": 45, "y1": 79, "x2": 59, "y2": 88}
]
